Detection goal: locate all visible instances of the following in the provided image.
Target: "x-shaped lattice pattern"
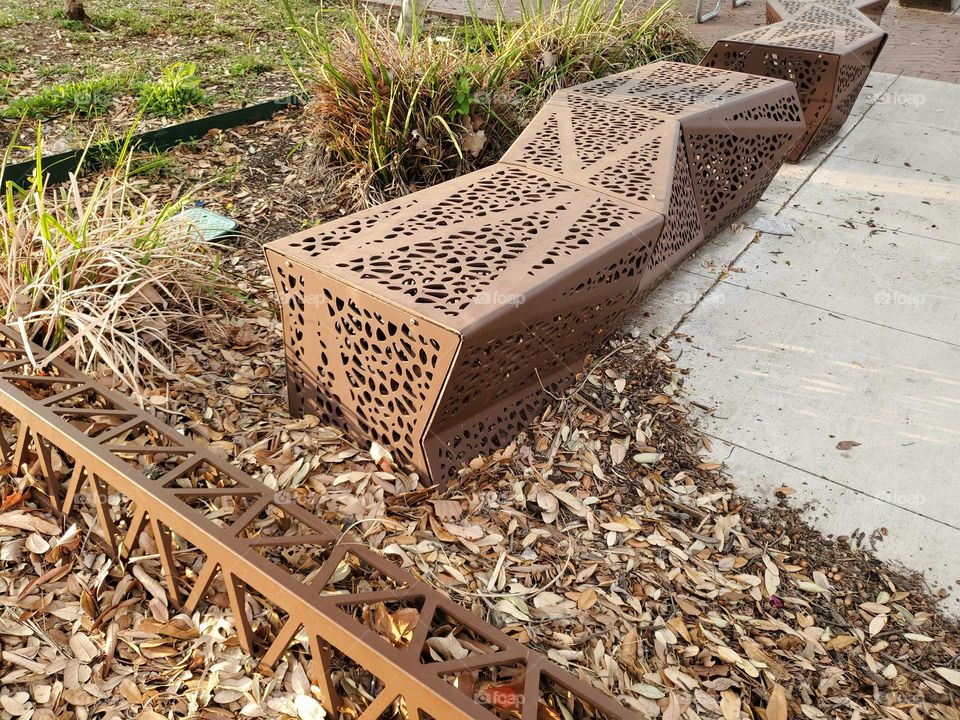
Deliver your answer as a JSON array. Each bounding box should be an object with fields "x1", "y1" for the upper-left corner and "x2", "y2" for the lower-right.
[{"x1": 0, "y1": 324, "x2": 630, "y2": 720}]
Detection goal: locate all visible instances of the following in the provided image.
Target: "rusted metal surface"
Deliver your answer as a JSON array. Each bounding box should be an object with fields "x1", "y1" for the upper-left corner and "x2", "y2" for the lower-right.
[
  {"x1": 850, "y1": 0, "x2": 890, "y2": 25},
  {"x1": 267, "y1": 62, "x2": 804, "y2": 489},
  {"x1": 702, "y1": 0, "x2": 887, "y2": 161},
  {"x1": 266, "y1": 165, "x2": 664, "y2": 485},
  {"x1": 765, "y1": 0, "x2": 890, "y2": 26},
  {"x1": 0, "y1": 324, "x2": 633, "y2": 720},
  {"x1": 504, "y1": 61, "x2": 805, "y2": 243}
]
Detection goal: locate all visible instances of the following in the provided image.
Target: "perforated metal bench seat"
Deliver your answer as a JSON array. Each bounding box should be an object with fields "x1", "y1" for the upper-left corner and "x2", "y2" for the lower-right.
[
  {"x1": 502, "y1": 61, "x2": 805, "y2": 244},
  {"x1": 266, "y1": 165, "x2": 665, "y2": 484},
  {"x1": 266, "y1": 63, "x2": 804, "y2": 488},
  {"x1": 702, "y1": 0, "x2": 887, "y2": 161},
  {"x1": 765, "y1": 0, "x2": 890, "y2": 26}
]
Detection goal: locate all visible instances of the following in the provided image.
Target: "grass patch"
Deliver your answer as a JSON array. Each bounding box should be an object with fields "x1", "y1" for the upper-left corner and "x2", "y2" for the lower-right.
[
  {"x1": 0, "y1": 0, "x2": 320, "y2": 112},
  {"x1": 37, "y1": 63, "x2": 73, "y2": 79},
  {"x1": 229, "y1": 53, "x2": 274, "y2": 77},
  {"x1": 3, "y1": 74, "x2": 132, "y2": 118},
  {"x1": 96, "y1": 7, "x2": 155, "y2": 35},
  {"x1": 295, "y1": 0, "x2": 703, "y2": 207},
  {"x1": 0, "y1": 4, "x2": 38, "y2": 29},
  {"x1": 137, "y1": 62, "x2": 207, "y2": 117},
  {"x1": 0, "y1": 127, "x2": 233, "y2": 393}
]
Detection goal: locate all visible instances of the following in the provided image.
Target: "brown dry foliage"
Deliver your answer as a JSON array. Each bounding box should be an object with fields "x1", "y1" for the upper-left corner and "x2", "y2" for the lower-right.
[{"x1": 1, "y1": 275, "x2": 958, "y2": 719}]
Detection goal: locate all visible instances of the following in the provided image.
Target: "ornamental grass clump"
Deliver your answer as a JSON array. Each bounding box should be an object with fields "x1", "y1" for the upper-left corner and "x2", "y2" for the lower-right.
[
  {"x1": 0, "y1": 129, "x2": 232, "y2": 395},
  {"x1": 294, "y1": 7, "x2": 513, "y2": 206},
  {"x1": 475, "y1": 0, "x2": 705, "y2": 107},
  {"x1": 294, "y1": 0, "x2": 703, "y2": 207}
]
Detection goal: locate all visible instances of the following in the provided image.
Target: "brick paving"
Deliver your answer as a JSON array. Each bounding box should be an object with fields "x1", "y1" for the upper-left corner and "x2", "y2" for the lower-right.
[{"x1": 384, "y1": 0, "x2": 960, "y2": 83}]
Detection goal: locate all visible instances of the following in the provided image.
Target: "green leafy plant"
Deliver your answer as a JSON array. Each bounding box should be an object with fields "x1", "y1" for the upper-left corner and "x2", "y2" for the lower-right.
[
  {"x1": 3, "y1": 75, "x2": 129, "y2": 118},
  {"x1": 450, "y1": 73, "x2": 476, "y2": 121},
  {"x1": 137, "y1": 62, "x2": 206, "y2": 117},
  {"x1": 0, "y1": 128, "x2": 233, "y2": 394}
]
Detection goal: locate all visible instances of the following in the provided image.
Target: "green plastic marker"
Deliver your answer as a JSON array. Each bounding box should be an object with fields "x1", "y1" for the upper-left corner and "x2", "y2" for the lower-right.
[{"x1": 173, "y1": 207, "x2": 238, "y2": 241}]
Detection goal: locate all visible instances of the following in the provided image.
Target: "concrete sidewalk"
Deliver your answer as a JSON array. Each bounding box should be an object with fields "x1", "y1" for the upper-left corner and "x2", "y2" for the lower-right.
[{"x1": 625, "y1": 72, "x2": 960, "y2": 614}]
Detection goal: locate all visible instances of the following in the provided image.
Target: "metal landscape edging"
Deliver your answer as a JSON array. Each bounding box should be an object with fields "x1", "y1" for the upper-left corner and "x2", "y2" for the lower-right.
[
  {"x1": 0, "y1": 93, "x2": 305, "y2": 188},
  {"x1": 0, "y1": 324, "x2": 632, "y2": 720}
]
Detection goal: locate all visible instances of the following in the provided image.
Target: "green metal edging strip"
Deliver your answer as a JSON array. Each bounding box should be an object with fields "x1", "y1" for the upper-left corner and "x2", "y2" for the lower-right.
[{"x1": 0, "y1": 93, "x2": 305, "y2": 188}]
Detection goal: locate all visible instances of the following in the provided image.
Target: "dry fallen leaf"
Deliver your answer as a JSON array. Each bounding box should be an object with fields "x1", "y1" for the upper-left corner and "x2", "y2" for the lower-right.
[
  {"x1": 934, "y1": 667, "x2": 960, "y2": 687},
  {"x1": 227, "y1": 384, "x2": 253, "y2": 399},
  {"x1": 461, "y1": 129, "x2": 487, "y2": 157},
  {"x1": 836, "y1": 440, "x2": 861, "y2": 450},
  {"x1": 767, "y1": 684, "x2": 788, "y2": 720},
  {"x1": 0, "y1": 210, "x2": 955, "y2": 720}
]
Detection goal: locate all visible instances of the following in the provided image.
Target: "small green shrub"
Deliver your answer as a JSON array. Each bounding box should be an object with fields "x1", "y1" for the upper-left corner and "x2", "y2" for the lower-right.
[
  {"x1": 0, "y1": 128, "x2": 233, "y2": 393},
  {"x1": 4, "y1": 75, "x2": 128, "y2": 118},
  {"x1": 137, "y1": 62, "x2": 206, "y2": 117}
]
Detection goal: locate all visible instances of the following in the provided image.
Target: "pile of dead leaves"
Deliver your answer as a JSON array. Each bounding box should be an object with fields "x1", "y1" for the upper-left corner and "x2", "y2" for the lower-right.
[{"x1": 1, "y1": 264, "x2": 959, "y2": 719}]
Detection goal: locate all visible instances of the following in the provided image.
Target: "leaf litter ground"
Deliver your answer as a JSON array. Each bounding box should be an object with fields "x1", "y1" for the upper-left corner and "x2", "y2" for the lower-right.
[{"x1": 1, "y1": 123, "x2": 959, "y2": 720}]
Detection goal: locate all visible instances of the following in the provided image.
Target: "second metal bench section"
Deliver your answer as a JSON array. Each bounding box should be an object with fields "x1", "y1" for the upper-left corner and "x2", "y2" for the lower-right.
[{"x1": 265, "y1": 61, "x2": 804, "y2": 488}]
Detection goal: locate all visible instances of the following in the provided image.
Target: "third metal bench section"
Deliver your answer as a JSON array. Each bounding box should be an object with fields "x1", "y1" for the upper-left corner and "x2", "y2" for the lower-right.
[{"x1": 702, "y1": 0, "x2": 888, "y2": 160}]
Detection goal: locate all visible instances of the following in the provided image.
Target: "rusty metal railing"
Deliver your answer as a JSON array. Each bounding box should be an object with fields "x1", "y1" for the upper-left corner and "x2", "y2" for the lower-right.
[{"x1": 0, "y1": 323, "x2": 631, "y2": 720}]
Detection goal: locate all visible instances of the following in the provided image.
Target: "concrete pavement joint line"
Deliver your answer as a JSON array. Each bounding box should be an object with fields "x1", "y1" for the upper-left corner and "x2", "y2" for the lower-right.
[
  {"x1": 712, "y1": 279, "x2": 960, "y2": 349},
  {"x1": 708, "y1": 434, "x2": 960, "y2": 533},
  {"x1": 817, "y1": 151, "x2": 959, "y2": 178},
  {"x1": 829, "y1": 150, "x2": 960, "y2": 173}
]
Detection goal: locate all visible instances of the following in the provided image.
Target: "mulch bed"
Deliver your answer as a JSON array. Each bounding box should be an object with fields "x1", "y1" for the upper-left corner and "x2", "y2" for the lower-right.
[
  {"x1": 1, "y1": 304, "x2": 958, "y2": 718},
  {"x1": 0, "y1": 86, "x2": 958, "y2": 720}
]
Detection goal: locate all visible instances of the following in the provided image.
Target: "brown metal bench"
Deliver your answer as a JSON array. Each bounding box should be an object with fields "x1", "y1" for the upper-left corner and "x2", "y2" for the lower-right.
[
  {"x1": 702, "y1": 0, "x2": 888, "y2": 160},
  {"x1": 267, "y1": 165, "x2": 664, "y2": 485},
  {"x1": 266, "y1": 62, "x2": 803, "y2": 488},
  {"x1": 503, "y1": 62, "x2": 805, "y2": 242},
  {"x1": 2, "y1": 3, "x2": 901, "y2": 714}
]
